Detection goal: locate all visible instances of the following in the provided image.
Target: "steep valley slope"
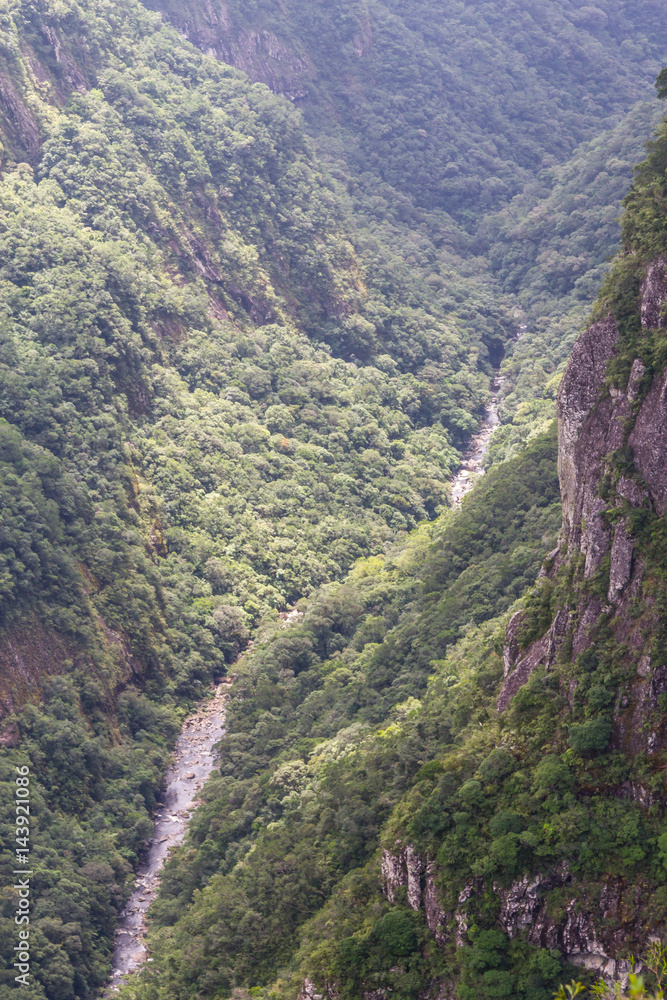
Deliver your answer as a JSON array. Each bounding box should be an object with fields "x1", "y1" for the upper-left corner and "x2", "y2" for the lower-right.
[
  {"x1": 122, "y1": 85, "x2": 667, "y2": 1000},
  {"x1": 0, "y1": 2, "x2": 666, "y2": 999}
]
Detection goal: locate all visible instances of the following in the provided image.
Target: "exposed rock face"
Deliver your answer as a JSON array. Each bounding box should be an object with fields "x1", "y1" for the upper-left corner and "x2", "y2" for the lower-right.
[
  {"x1": 496, "y1": 872, "x2": 559, "y2": 940},
  {"x1": 494, "y1": 865, "x2": 629, "y2": 976},
  {"x1": 39, "y1": 22, "x2": 87, "y2": 91},
  {"x1": 424, "y1": 861, "x2": 449, "y2": 947},
  {"x1": 381, "y1": 846, "x2": 408, "y2": 904},
  {"x1": 484, "y1": 869, "x2": 646, "y2": 984},
  {"x1": 499, "y1": 255, "x2": 667, "y2": 717},
  {"x1": 497, "y1": 607, "x2": 571, "y2": 711},
  {"x1": 628, "y1": 367, "x2": 667, "y2": 514},
  {"x1": 405, "y1": 845, "x2": 424, "y2": 910},
  {"x1": 640, "y1": 257, "x2": 667, "y2": 329},
  {"x1": 299, "y1": 977, "x2": 339, "y2": 1000},
  {"x1": 382, "y1": 845, "x2": 645, "y2": 988},
  {"x1": 487, "y1": 255, "x2": 667, "y2": 980},
  {"x1": 381, "y1": 844, "x2": 424, "y2": 909},
  {"x1": 155, "y1": 1, "x2": 315, "y2": 100},
  {"x1": 454, "y1": 880, "x2": 481, "y2": 947},
  {"x1": 608, "y1": 519, "x2": 634, "y2": 603},
  {"x1": 557, "y1": 313, "x2": 619, "y2": 556},
  {"x1": 0, "y1": 74, "x2": 41, "y2": 161},
  {"x1": 208, "y1": 28, "x2": 314, "y2": 101},
  {"x1": 503, "y1": 610, "x2": 525, "y2": 678},
  {"x1": 381, "y1": 848, "x2": 450, "y2": 944}
]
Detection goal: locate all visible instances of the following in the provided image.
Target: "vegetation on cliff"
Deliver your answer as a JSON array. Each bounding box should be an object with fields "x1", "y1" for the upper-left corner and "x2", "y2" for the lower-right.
[
  {"x1": 0, "y1": 0, "x2": 665, "y2": 998},
  {"x1": 122, "y1": 69, "x2": 667, "y2": 1000}
]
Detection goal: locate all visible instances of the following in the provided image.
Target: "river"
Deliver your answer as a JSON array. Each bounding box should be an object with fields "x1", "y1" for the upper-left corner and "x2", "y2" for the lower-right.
[
  {"x1": 450, "y1": 372, "x2": 502, "y2": 506},
  {"x1": 108, "y1": 680, "x2": 231, "y2": 991}
]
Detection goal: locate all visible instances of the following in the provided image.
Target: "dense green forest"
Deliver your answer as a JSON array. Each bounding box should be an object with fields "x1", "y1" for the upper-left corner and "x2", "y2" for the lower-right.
[
  {"x1": 0, "y1": 0, "x2": 665, "y2": 997},
  {"x1": 118, "y1": 429, "x2": 564, "y2": 1000},
  {"x1": 121, "y1": 79, "x2": 667, "y2": 1000},
  {"x1": 154, "y1": 0, "x2": 666, "y2": 458}
]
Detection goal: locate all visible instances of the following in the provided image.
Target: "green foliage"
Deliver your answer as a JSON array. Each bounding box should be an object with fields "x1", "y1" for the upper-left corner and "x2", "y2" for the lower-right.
[
  {"x1": 0, "y1": 677, "x2": 180, "y2": 998},
  {"x1": 0, "y1": 0, "x2": 498, "y2": 992},
  {"x1": 568, "y1": 717, "x2": 613, "y2": 756},
  {"x1": 152, "y1": 0, "x2": 666, "y2": 465},
  {"x1": 557, "y1": 941, "x2": 667, "y2": 998},
  {"x1": 157, "y1": 0, "x2": 667, "y2": 219},
  {"x1": 0, "y1": 0, "x2": 665, "y2": 998},
  {"x1": 457, "y1": 930, "x2": 566, "y2": 1000},
  {"x1": 104, "y1": 433, "x2": 559, "y2": 999}
]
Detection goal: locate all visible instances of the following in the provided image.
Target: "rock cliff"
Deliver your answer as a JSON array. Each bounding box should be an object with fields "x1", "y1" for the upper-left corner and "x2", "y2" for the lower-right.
[
  {"x1": 380, "y1": 846, "x2": 646, "y2": 985},
  {"x1": 489, "y1": 253, "x2": 667, "y2": 979},
  {"x1": 147, "y1": 0, "x2": 316, "y2": 101},
  {"x1": 370, "y1": 251, "x2": 667, "y2": 993},
  {"x1": 499, "y1": 256, "x2": 667, "y2": 749}
]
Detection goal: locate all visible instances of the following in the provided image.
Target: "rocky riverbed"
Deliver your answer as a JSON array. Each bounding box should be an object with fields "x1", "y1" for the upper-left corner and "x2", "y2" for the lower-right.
[
  {"x1": 450, "y1": 373, "x2": 502, "y2": 506},
  {"x1": 108, "y1": 680, "x2": 231, "y2": 990}
]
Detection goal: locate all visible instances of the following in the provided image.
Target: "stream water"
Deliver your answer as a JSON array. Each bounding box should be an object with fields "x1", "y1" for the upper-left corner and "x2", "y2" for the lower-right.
[
  {"x1": 106, "y1": 376, "x2": 501, "y2": 990},
  {"x1": 108, "y1": 680, "x2": 231, "y2": 991},
  {"x1": 450, "y1": 372, "x2": 502, "y2": 506}
]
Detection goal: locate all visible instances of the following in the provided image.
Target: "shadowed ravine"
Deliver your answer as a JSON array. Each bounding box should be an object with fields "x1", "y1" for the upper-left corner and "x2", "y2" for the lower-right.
[{"x1": 108, "y1": 681, "x2": 231, "y2": 990}]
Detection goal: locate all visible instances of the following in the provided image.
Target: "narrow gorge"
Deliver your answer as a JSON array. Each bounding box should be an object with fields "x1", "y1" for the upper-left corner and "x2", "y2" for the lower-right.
[{"x1": 1, "y1": 3, "x2": 667, "y2": 1000}]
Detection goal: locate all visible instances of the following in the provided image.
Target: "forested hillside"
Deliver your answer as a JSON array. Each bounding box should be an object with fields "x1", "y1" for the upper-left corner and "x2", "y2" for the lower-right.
[
  {"x1": 152, "y1": 0, "x2": 666, "y2": 451},
  {"x1": 0, "y1": 0, "x2": 665, "y2": 998},
  {"x1": 123, "y1": 84, "x2": 667, "y2": 1000}
]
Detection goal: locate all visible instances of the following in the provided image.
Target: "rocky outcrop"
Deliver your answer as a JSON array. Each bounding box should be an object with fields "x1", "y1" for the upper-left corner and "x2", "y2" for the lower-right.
[
  {"x1": 498, "y1": 255, "x2": 667, "y2": 716},
  {"x1": 454, "y1": 880, "x2": 482, "y2": 948},
  {"x1": 557, "y1": 313, "x2": 619, "y2": 560},
  {"x1": 640, "y1": 257, "x2": 667, "y2": 329},
  {"x1": 493, "y1": 865, "x2": 630, "y2": 975},
  {"x1": 155, "y1": 1, "x2": 314, "y2": 101},
  {"x1": 503, "y1": 610, "x2": 525, "y2": 678},
  {"x1": 0, "y1": 74, "x2": 41, "y2": 161},
  {"x1": 487, "y1": 255, "x2": 667, "y2": 980},
  {"x1": 39, "y1": 22, "x2": 87, "y2": 91},
  {"x1": 479, "y1": 869, "x2": 646, "y2": 984},
  {"x1": 299, "y1": 978, "x2": 332, "y2": 1000},
  {"x1": 381, "y1": 845, "x2": 421, "y2": 906},
  {"x1": 559, "y1": 258, "x2": 667, "y2": 559},
  {"x1": 207, "y1": 28, "x2": 314, "y2": 101},
  {"x1": 608, "y1": 519, "x2": 634, "y2": 603},
  {"x1": 496, "y1": 871, "x2": 561, "y2": 940},
  {"x1": 627, "y1": 366, "x2": 667, "y2": 514},
  {"x1": 498, "y1": 607, "x2": 571, "y2": 711},
  {"x1": 424, "y1": 861, "x2": 449, "y2": 948},
  {"x1": 381, "y1": 847, "x2": 451, "y2": 944},
  {"x1": 382, "y1": 843, "x2": 646, "y2": 987}
]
